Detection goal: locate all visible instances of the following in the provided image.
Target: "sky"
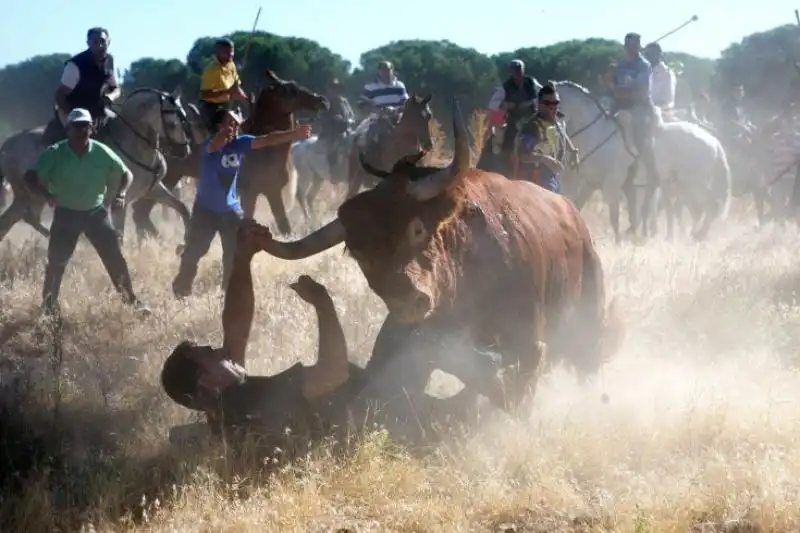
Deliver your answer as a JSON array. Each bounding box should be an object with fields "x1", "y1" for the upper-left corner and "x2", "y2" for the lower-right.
[{"x1": 0, "y1": 0, "x2": 796, "y2": 73}]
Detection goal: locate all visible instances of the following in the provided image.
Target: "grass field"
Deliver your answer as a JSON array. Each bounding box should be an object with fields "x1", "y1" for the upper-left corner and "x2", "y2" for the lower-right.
[{"x1": 1, "y1": 118, "x2": 800, "y2": 531}]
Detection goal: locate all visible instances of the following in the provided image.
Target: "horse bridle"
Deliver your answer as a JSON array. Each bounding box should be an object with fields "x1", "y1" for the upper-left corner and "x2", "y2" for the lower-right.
[
  {"x1": 552, "y1": 82, "x2": 638, "y2": 163},
  {"x1": 105, "y1": 88, "x2": 194, "y2": 176}
]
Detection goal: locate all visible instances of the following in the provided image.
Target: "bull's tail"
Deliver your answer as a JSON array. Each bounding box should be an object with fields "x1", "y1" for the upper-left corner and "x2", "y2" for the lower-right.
[{"x1": 573, "y1": 236, "x2": 624, "y2": 380}]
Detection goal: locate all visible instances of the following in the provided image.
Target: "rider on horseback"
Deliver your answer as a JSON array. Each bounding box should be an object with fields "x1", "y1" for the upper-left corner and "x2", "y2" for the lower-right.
[
  {"x1": 357, "y1": 61, "x2": 408, "y2": 164},
  {"x1": 44, "y1": 27, "x2": 120, "y2": 145},
  {"x1": 610, "y1": 32, "x2": 660, "y2": 198},
  {"x1": 318, "y1": 78, "x2": 355, "y2": 175},
  {"x1": 642, "y1": 43, "x2": 677, "y2": 119},
  {"x1": 500, "y1": 60, "x2": 540, "y2": 164},
  {"x1": 357, "y1": 61, "x2": 408, "y2": 112},
  {"x1": 512, "y1": 84, "x2": 568, "y2": 193},
  {"x1": 198, "y1": 38, "x2": 249, "y2": 132}
]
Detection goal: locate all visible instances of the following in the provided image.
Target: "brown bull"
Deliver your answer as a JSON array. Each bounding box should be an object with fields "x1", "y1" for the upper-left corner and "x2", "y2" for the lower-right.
[
  {"x1": 261, "y1": 100, "x2": 618, "y2": 415},
  {"x1": 345, "y1": 95, "x2": 435, "y2": 198}
]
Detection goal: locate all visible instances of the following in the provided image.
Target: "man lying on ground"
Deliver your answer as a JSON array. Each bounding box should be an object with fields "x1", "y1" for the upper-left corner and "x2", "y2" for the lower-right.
[{"x1": 161, "y1": 220, "x2": 471, "y2": 450}]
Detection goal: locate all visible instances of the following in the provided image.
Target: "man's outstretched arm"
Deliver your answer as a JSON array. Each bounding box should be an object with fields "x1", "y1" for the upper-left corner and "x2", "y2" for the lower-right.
[{"x1": 221, "y1": 220, "x2": 266, "y2": 367}]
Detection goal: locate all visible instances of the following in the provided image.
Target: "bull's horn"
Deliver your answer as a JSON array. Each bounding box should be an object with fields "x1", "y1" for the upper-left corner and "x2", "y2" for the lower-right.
[
  {"x1": 261, "y1": 218, "x2": 346, "y2": 260},
  {"x1": 407, "y1": 99, "x2": 470, "y2": 201},
  {"x1": 358, "y1": 151, "x2": 391, "y2": 179}
]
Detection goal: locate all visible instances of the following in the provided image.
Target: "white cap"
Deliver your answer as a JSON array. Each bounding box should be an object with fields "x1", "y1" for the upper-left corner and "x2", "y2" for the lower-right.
[{"x1": 67, "y1": 108, "x2": 93, "y2": 125}]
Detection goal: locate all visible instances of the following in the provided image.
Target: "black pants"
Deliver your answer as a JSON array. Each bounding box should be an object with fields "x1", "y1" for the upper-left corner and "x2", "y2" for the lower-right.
[
  {"x1": 43, "y1": 206, "x2": 137, "y2": 314},
  {"x1": 199, "y1": 100, "x2": 230, "y2": 131},
  {"x1": 172, "y1": 206, "x2": 242, "y2": 298}
]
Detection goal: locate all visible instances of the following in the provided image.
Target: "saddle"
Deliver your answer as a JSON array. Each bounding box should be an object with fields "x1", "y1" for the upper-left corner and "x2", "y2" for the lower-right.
[{"x1": 41, "y1": 108, "x2": 114, "y2": 147}]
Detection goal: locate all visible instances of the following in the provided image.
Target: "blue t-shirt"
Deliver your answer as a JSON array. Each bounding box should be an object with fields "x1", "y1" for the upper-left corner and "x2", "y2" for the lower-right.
[
  {"x1": 613, "y1": 54, "x2": 652, "y2": 105},
  {"x1": 195, "y1": 134, "x2": 255, "y2": 213}
]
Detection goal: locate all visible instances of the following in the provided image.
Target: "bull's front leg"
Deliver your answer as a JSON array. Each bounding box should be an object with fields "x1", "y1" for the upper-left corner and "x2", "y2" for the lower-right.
[{"x1": 495, "y1": 314, "x2": 548, "y2": 414}]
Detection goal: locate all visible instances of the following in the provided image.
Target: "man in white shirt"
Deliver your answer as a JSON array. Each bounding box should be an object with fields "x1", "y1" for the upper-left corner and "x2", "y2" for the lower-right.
[
  {"x1": 358, "y1": 61, "x2": 408, "y2": 111},
  {"x1": 43, "y1": 27, "x2": 121, "y2": 144},
  {"x1": 643, "y1": 43, "x2": 677, "y2": 115}
]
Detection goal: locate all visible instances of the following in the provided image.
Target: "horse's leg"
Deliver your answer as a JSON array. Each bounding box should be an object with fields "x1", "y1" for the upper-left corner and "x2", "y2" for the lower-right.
[
  {"x1": 22, "y1": 201, "x2": 50, "y2": 239},
  {"x1": 608, "y1": 196, "x2": 622, "y2": 244},
  {"x1": 140, "y1": 182, "x2": 191, "y2": 251},
  {"x1": 305, "y1": 178, "x2": 323, "y2": 226},
  {"x1": 131, "y1": 200, "x2": 159, "y2": 243},
  {"x1": 0, "y1": 198, "x2": 27, "y2": 243},
  {"x1": 265, "y1": 169, "x2": 292, "y2": 236},
  {"x1": 346, "y1": 168, "x2": 364, "y2": 199},
  {"x1": 753, "y1": 188, "x2": 767, "y2": 227}
]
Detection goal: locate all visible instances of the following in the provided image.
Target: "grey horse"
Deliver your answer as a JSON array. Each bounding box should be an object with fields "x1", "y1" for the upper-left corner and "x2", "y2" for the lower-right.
[{"x1": 0, "y1": 87, "x2": 194, "y2": 244}]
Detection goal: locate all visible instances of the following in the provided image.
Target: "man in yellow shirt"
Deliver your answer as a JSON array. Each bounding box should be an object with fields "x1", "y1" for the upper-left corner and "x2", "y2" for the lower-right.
[{"x1": 199, "y1": 38, "x2": 249, "y2": 130}]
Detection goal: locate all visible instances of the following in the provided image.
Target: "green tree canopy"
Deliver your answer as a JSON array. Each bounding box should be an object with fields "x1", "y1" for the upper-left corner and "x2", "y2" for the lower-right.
[
  {"x1": 0, "y1": 26, "x2": 795, "y2": 134},
  {"x1": 0, "y1": 53, "x2": 69, "y2": 131},
  {"x1": 716, "y1": 24, "x2": 800, "y2": 112}
]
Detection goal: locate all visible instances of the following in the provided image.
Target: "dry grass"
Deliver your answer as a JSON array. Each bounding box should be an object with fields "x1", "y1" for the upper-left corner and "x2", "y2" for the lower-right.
[{"x1": 2, "y1": 121, "x2": 800, "y2": 532}]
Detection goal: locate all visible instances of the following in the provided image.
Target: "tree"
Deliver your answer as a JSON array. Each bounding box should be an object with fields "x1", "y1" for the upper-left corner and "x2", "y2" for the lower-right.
[
  {"x1": 0, "y1": 53, "x2": 69, "y2": 131},
  {"x1": 183, "y1": 31, "x2": 351, "y2": 100},
  {"x1": 123, "y1": 58, "x2": 188, "y2": 93},
  {"x1": 716, "y1": 24, "x2": 800, "y2": 112},
  {"x1": 350, "y1": 39, "x2": 499, "y2": 126},
  {"x1": 493, "y1": 39, "x2": 623, "y2": 93}
]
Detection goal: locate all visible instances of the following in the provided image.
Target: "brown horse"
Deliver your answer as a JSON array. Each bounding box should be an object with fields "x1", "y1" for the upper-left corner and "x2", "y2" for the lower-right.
[
  {"x1": 239, "y1": 69, "x2": 330, "y2": 235},
  {"x1": 345, "y1": 95, "x2": 435, "y2": 198},
  {"x1": 131, "y1": 71, "x2": 328, "y2": 238}
]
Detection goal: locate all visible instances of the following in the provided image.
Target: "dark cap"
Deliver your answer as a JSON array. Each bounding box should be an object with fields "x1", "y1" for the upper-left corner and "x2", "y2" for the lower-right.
[{"x1": 215, "y1": 38, "x2": 234, "y2": 48}]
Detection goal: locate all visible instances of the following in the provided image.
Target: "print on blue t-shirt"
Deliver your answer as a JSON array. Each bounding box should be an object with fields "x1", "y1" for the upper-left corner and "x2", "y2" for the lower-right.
[{"x1": 195, "y1": 134, "x2": 255, "y2": 213}]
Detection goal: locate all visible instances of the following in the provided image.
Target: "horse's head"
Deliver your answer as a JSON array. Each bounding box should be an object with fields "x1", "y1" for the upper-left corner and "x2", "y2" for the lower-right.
[
  {"x1": 396, "y1": 94, "x2": 434, "y2": 153},
  {"x1": 118, "y1": 87, "x2": 193, "y2": 159},
  {"x1": 246, "y1": 69, "x2": 330, "y2": 134}
]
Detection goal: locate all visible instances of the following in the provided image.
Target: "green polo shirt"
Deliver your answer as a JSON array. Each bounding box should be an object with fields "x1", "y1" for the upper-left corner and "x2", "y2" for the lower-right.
[{"x1": 34, "y1": 139, "x2": 128, "y2": 211}]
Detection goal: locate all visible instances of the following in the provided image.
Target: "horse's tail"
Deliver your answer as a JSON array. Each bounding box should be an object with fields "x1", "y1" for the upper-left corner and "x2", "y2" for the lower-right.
[{"x1": 712, "y1": 141, "x2": 733, "y2": 222}]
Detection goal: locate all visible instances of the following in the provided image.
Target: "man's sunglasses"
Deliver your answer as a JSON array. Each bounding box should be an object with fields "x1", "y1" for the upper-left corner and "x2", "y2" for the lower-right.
[{"x1": 540, "y1": 100, "x2": 560, "y2": 107}]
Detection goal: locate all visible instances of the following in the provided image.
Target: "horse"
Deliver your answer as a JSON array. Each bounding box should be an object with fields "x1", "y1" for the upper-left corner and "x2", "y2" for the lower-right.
[
  {"x1": 553, "y1": 81, "x2": 731, "y2": 242},
  {"x1": 291, "y1": 126, "x2": 355, "y2": 227},
  {"x1": 0, "y1": 87, "x2": 194, "y2": 244},
  {"x1": 345, "y1": 95, "x2": 435, "y2": 198},
  {"x1": 130, "y1": 102, "x2": 206, "y2": 240},
  {"x1": 238, "y1": 69, "x2": 331, "y2": 236}
]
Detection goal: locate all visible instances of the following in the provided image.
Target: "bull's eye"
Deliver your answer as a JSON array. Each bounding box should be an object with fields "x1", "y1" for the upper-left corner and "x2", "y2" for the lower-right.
[{"x1": 407, "y1": 217, "x2": 427, "y2": 246}]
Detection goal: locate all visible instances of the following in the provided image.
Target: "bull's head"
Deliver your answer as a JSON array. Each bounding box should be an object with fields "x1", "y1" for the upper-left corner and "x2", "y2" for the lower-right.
[{"x1": 260, "y1": 100, "x2": 472, "y2": 323}]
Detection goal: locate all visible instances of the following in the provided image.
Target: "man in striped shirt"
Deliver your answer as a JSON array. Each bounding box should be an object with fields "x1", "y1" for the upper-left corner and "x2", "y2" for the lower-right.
[{"x1": 358, "y1": 61, "x2": 408, "y2": 111}]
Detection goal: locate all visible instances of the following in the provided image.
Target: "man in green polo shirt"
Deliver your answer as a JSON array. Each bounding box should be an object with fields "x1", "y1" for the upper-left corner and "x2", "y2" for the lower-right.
[{"x1": 25, "y1": 107, "x2": 150, "y2": 317}]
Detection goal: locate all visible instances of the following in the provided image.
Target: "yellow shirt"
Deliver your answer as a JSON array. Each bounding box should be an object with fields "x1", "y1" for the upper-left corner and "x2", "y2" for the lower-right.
[{"x1": 200, "y1": 58, "x2": 241, "y2": 104}]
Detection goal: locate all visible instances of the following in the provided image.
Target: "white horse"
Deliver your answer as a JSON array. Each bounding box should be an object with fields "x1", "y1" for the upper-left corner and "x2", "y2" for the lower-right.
[
  {"x1": 292, "y1": 131, "x2": 352, "y2": 226},
  {"x1": 554, "y1": 81, "x2": 731, "y2": 242},
  {"x1": 0, "y1": 87, "x2": 194, "y2": 244}
]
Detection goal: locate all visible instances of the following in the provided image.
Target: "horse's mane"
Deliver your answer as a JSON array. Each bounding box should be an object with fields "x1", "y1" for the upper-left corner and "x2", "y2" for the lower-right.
[{"x1": 552, "y1": 80, "x2": 610, "y2": 115}]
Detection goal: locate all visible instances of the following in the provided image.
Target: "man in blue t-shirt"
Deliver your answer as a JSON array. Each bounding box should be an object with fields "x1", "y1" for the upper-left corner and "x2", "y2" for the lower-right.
[
  {"x1": 172, "y1": 108, "x2": 312, "y2": 298},
  {"x1": 611, "y1": 32, "x2": 660, "y2": 222}
]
